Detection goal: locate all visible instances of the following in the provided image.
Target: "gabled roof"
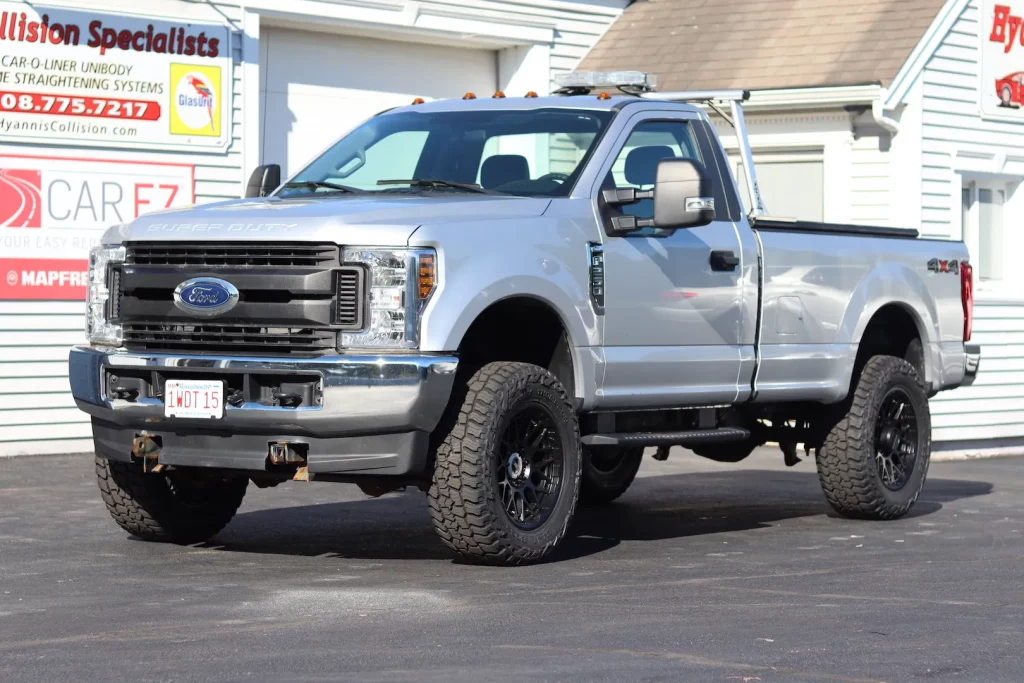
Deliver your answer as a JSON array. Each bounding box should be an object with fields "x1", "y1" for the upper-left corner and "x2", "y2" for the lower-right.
[{"x1": 578, "y1": 0, "x2": 948, "y2": 92}]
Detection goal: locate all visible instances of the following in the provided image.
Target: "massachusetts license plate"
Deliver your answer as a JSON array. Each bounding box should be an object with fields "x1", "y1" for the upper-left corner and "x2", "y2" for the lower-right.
[{"x1": 164, "y1": 380, "x2": 224, "y2": 419}]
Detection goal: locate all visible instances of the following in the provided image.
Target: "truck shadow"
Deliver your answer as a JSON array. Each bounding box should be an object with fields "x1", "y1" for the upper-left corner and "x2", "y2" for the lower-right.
[{"x1": 215, "y1": 470, "x2": 993, "y2": 563}]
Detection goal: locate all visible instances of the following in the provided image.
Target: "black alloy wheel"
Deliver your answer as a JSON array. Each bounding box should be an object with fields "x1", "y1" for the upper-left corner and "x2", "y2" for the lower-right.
[
  {"x1": 497, "y1": 405, "x2": 565, "y2": 529},
  {"x1": 874, "y1": 387, "x2": 919, "y2": 491}
]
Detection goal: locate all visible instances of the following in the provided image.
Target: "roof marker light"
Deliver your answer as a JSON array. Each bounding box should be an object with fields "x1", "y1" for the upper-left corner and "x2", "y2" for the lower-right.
[
  {"x1": 492, "y1": 91, "x2": 506, "y2": 98},
  {"x1": 411, "y1": 97, "x2": 425, "y2": 105},
  {"x1": 463, "y1": 92, "x2": 477, "y2": 100},
  {"x1": 525, "y1": 91, "x2": 538, "y2": 98},
  {"x1": 597, "y1": 92, "x2": 611, "y2": 100}
]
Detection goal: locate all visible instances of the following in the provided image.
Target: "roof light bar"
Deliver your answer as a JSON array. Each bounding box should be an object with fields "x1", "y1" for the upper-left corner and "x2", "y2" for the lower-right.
[{"x1": 553, "y1": 71, "x2": 657, "y2": 94}]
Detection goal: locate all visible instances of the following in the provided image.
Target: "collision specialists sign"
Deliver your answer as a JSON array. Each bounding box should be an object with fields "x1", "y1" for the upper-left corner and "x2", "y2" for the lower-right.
[
  {"x1": 0, "y1": 1, "x2": 230, "y2": 150},
  {"x1": 0, "y1": 154, "x2": 193, "y2": 300},
  {"x1": 982, "y1": 1, "x2": 1024, "y2": 119}
]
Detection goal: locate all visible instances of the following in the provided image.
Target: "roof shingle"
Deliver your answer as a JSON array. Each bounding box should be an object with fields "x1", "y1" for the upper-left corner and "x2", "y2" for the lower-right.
[{"x1": 578, "y1": 0, "x2": 945, "y2": 91}]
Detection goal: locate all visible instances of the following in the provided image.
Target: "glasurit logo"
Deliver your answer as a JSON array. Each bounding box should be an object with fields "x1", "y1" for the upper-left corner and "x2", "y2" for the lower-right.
[{"x1": 169, "y1": 63, "x2": 221, "y2": 137}]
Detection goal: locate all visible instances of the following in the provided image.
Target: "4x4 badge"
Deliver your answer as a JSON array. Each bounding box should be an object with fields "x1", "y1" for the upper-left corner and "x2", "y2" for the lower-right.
[{"x1": 927, "y1": 258, "x2": 960, "y2": 274}]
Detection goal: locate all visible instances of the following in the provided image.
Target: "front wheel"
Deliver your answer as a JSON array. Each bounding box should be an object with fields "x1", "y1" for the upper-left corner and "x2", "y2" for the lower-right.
[
  {"x1": 816, "y1": 355, "x2": 931, "y2": 520},
  {"x1": 427, "y1": 362, "x2": 581, "y2": 565},
  {"x1": 96, "y1": 457, "x2": 248, "y2": 543}
]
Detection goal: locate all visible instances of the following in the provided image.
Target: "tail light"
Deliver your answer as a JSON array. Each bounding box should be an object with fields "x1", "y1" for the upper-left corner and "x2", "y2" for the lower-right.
[{"x1": 961, "y1": 262, "x2": 974, "y2": 342}]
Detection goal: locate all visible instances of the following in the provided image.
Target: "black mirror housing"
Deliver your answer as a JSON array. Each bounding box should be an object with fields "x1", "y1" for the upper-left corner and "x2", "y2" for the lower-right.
[
  {"x1": 245, "y1": 164, "x2": 281, "y2": 198},
  {"x1": 652, "y1": 158, "x2": 715, "y2": 229}
]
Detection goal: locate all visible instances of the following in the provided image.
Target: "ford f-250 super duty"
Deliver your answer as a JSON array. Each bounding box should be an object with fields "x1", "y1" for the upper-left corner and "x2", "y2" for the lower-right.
[{"x1": 70, "y1": 73, "x2": 981, "y2": 565}]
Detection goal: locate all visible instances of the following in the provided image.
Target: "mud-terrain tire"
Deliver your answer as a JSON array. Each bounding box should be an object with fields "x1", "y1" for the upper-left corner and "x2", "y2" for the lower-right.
[
  {"x1": 816, "y1": 355, "x2": 931, "y2": 520},
  {"x1": 581, "y1": 447, "x2": 643, "y2": 504},
  {"x1": 428, "y1": 362, "x2": 581, "y2": 565},
  {"x1": 96, "y1": 456, "x2": 248, "y2": 544}
]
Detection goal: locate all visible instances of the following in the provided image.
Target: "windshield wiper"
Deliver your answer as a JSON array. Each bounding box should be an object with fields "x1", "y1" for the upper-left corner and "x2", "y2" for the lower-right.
[
  {"x1": 281, "y1": 180, "x2": 360, "y2": 193},
  {"x1": 377, "y1": 178, "x2": 498, "y2": 194}
]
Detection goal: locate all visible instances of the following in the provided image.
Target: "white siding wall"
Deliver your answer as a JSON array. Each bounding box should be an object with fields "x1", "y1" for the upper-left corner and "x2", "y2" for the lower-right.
[{"x1": 916, "y1": 0, "x2": 1024, "y2": 449}]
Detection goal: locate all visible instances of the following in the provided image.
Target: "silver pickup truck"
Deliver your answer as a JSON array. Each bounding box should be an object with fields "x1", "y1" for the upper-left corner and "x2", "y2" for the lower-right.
[{"x1": 70, "y1": 75, "x2": 981, "y2": 565}]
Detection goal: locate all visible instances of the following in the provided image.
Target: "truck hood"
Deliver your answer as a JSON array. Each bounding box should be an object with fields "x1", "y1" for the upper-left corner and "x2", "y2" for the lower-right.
[{"x1": 106, "y1": 194, "x2": 552, "y2": 246}]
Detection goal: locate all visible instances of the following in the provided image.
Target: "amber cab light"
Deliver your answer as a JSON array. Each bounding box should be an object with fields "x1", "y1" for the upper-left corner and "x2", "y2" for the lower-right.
[
  {"x1": 418, "y1": 254, "x2": 436, "y2": 300},
  {"x1": 961, "y1": 262, "x2": 974, "y2": 342},
  {"x1": 462, "y1": 92, "x2": 477, "y2": 100},
  {"x1": 411, "y1": 97, "x2": 425, "y2": 105},
  {"x1": 525, "y1": 91, "x2": 538, "y2": 98},
  {"x1": 597, "y1": 92, "x2": 612, "y2": 100},
  {"x1": 492, "y1": 91, "x2": 506, "y2": 98}
]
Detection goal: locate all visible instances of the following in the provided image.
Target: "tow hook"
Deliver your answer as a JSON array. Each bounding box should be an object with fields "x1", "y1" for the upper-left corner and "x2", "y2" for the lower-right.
[{"x1": 132, "y1": 434, "x2": 163, "y2": 473}]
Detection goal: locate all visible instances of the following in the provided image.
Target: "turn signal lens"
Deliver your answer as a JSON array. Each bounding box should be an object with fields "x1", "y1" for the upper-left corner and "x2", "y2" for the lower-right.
[
  {"x1": 463, "y1": 92, "x2": 477, "y2": 100},
  {"x1": 418, "y1": 254, "x2": 436, "y2": 300}
]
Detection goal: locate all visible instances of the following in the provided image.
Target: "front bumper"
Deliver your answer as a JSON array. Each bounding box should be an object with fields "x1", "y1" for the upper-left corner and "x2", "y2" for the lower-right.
[
  {"x1": 69, "y1": 346, "x2": 458, "y2": 475},
  {"x1": 963, "y1": 343, "x2": 981, "y2": 386}
]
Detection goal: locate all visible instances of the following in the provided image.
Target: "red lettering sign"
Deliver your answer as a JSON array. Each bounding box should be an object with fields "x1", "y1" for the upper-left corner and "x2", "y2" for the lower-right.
[{"x1": 990, "y1": 3, "x2": 1024, "y2": 52}]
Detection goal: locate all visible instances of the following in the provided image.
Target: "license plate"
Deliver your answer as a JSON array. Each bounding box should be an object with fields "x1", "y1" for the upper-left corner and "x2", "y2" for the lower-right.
[{"x1": 164, "y1": 380, "x2": 224, "y2": 419}]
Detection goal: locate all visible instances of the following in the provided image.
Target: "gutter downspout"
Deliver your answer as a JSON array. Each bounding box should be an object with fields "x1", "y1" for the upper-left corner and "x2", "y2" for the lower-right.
[{"x1": 872, "y1": 90, "x2": 900, "y2": 135}]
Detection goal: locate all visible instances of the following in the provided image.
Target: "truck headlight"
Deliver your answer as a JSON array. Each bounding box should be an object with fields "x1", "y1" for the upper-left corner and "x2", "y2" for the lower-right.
[
  {"x1": 340, "y1": 248, "x2": 436, "y2": 349},
  {"x1": 85, "y1": 244, "x2": 126, "y2": 347}
]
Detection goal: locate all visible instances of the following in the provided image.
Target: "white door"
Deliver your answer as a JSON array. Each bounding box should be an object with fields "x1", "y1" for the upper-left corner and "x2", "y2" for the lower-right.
[
  {"x1": 732, "y1": 151, "x2": 825, "y2": 221},
  {"x1": 260, "y1": 28, "x2": 498, "y2": 176}
]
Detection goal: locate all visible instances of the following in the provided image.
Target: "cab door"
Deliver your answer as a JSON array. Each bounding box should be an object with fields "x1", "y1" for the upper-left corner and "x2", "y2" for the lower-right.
[{"x1": 593, "y1": 110, "x2": 746, "y2": 408}]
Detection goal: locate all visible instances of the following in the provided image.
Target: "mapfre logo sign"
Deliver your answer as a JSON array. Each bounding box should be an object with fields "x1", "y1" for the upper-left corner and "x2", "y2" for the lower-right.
[
  {"x1": 0, "y1": 168, "x2": 41, "y2": 227},
  {"x1": 0, "y1": 154, "x2": 193, "y2": 300}
]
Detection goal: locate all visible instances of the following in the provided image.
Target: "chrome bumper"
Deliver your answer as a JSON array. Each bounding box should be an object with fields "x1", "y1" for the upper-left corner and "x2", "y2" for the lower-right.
[
  {"x1": 963, "y1": 343, "x2": 981, "y2": 386},
  {"x1": 69, "y1": 346, "x2": 458, "y2": 438}
]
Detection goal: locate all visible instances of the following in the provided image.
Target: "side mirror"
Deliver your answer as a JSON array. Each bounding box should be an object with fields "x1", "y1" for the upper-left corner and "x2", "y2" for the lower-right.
[
  {"x1": 652, "y1": 158, "x2": 715, "y2": 228},
  {"x1": 244, "y1": 164, "x2": 281, "y2": 198},
  {"x1": 605, "y1": 158, "x2": 715, "y2": 234}
]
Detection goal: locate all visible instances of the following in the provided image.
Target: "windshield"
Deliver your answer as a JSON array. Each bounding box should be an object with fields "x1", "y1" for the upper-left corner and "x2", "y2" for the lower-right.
[{"x1": 277, "y1": 108, "x2": 613, "y2": 198}]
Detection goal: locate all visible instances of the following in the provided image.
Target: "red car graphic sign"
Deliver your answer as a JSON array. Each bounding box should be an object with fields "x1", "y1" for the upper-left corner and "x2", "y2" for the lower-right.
[{"x1": 996, "y1": 72, "x2": 1024, "y2": 107}]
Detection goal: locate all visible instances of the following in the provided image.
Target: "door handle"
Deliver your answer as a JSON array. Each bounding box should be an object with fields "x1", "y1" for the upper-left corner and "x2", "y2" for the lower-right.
[{"x1": 710, "y1": 250, "x2": 740, "y2": 271}]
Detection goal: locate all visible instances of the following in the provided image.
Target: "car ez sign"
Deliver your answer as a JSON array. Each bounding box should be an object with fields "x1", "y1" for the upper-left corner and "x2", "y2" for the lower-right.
[{"x1": 0, "y1": 1, "x2": 230, "y2": 151}]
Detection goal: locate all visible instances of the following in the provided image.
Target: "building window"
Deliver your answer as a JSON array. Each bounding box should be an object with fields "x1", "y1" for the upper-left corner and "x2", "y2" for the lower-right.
[{"x1": 962, "y1": 181, "x2": 1008, "y2": 282}]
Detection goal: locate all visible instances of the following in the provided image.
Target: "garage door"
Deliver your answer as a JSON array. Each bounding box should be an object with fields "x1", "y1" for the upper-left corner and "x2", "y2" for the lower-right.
[
  {"x1": 260, "y1": 28, "x2": 498, "y2": 176},
  {"x1": 732, "y1": 151, "x2": 824, "y2": 222}
]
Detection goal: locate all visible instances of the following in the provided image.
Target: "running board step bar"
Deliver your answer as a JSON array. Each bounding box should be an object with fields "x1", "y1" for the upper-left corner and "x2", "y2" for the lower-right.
[{"x1": 581, "y1": 427, "x2": 751, "y2": 448}]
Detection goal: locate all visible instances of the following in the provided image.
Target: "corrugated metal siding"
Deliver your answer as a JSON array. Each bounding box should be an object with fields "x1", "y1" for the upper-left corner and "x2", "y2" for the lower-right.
[
  {"x1": 0, "y1": 302, "x2": 90, "y2": 456},
  {"x1": 919, "y1": 0, "x2": 1024, "y2": 447}
]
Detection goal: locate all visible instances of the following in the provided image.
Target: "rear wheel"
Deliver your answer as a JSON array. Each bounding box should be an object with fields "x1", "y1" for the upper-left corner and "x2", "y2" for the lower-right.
[
  {"x1": 816, "y1": 355, "x2": 931, "y2": 520},
  {"x1": 96, "y1": 457, "x2": 248, "y2": 544},
  {"x1": 1002, "y1": 85, "x2": 1013, "y2": 107},
  {"x1": 428, "y1": 362, "x2": 581, "y2": 565},
  {"x1": 581, "y1": 447, "x2": 643, "y2": 504}
]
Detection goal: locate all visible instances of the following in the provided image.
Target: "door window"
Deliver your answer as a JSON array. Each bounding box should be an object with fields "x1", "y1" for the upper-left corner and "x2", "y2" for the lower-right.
[{"x1": 605, "y1": 120, "x2": 702, "y2": 223}]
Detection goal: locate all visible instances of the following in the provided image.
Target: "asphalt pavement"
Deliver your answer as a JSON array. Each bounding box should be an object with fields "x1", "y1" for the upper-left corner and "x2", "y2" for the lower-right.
[{"x1": 1, "y1": 448, "x2": 1022, "y2": 683}]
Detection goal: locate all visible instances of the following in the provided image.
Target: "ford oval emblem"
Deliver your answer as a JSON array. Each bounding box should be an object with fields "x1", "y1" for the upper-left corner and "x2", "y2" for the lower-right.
[{"x1": 173, "y1": 278, "x2": 239, "y2": 317}]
